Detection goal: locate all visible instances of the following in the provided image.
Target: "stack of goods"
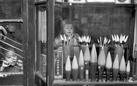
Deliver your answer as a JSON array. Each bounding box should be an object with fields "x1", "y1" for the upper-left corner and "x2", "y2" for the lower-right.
[{"x1": 55, "y1": 34, "x2": 132, "y2": 82}]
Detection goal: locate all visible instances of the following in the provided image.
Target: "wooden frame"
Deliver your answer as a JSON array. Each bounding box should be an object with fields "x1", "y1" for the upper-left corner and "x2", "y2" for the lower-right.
[
  {"x1": 0, "y1": 0, "x2": 29, "y2": 86},
  {"x1": 34, "y1": 3, "x2": 47, "y2": 86},
  {"x1": 23, "y1": 0, "x2": 36, "y2": 86},
  {"x1": 34, "y1": 0, "x2": 55, "y2": 86}
]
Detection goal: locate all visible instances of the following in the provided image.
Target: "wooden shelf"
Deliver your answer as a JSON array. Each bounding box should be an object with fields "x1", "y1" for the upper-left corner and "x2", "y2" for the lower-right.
[
  {"x1": 56, "y1": 2, "x2": 135, "y2": 8},
  {"x1": 0, "y1": 72, "x2": 23, "y2": 85},
  {"x1": 0, "y1": 19, "x2": 23, "y2": 23},
  {"x1": 53, "y1": 80, "x2": 137, "y2": 85}
]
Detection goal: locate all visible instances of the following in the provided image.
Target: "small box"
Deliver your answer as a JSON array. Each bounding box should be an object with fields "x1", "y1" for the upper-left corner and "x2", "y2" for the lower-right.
[
  {"x1": 68, "y1": 0, "x2": 86, "y2": 3},
  {"x1": 87, "y1": 0, "x2": 115, "y2": 3},
  {"x1": 35, "y1": 0, "x2": 47, "y2": 1},
  {"x1": 54, "y1": 50, "x2": 63, "y2": 80},
  {"x1": 115, "y1": 0, "x2": 131, "y2": 4},
  {"x1": 55, "y1": 0, "x2": 63, "y2": 2}
]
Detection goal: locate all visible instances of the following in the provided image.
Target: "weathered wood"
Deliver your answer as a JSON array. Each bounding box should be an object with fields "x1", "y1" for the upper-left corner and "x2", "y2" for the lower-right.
[
  {"x1": 0, "y1": 0, "x2": 22, "y2": 19},
  {"x1": 47, "y1": 0, "x2": 55, "y2": 86},
  {"x1": 22, "y1": 0, "x2": 28, "y2": 86},
  {"x1": 0, "y1": 19, "x2": 23, "y2": 23},
  {"x1": 26, "y1": 0, "x2": 36, "y2": 86},
  {"x1": 53, "y1": 80, "x2": 137, "y2": 86},
  {"x1": 0, "y1": 73, "x2": 23, "y2": 85},
  {"x1": 35, "y1": 72, "x2": 46, "y2": 86}
]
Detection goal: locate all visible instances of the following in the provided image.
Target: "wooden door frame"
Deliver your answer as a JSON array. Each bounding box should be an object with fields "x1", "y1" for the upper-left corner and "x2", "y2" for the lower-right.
[
  {"x1": 47, "y1": 0, "x2": 55, "y2": 86},
  {"x1": 0, "y1": 0, "x2": 28, "y2": 85},
  {"x1": 23, "y1": 0, "x2": 36, "y2": 86},
  {"x1": 33, "y1": 0, "x2": 55, "y2": 86},
  {"x1": 23, "y1": 0, "x2": 55, "y2": 86},
  {"x1": 0, "y1": 0, "x2": 43, "y2": 85}
]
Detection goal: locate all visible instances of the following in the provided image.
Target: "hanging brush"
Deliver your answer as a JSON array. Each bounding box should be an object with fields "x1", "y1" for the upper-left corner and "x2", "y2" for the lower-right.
[
  {"x1": 78, "y1": 36, "x2": 91, "y2": 45},
  {"x1": 97, "y1": 37, "x2": 111, "y2": 47},
  {"x1": 111, "y1": 34, "x2": 128, "y2": 47}
]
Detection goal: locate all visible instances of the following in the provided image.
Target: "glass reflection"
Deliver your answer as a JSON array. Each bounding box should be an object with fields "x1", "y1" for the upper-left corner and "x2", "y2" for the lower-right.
[{"x1": 0, "y1": 23, "x2": 23, "y2": 77}]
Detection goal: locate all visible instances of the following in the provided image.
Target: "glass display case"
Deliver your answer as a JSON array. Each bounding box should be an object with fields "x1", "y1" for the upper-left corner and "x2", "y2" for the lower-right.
[
  {"x1": 53, "y1": 0, "x2": 137, "y2": 86},
  {"x1": 34, "y1": 0, "x2": 137, "y2": 86}
]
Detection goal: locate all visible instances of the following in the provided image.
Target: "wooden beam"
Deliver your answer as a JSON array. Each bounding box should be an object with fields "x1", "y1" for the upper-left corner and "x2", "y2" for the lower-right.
[
  {"x1": 27, "y1": 0, "x2": 36, "y2": 86},
  {"x1": 22, "y1": 0, "x2": 28, "y2": 86},
  {"x1": 0, "y1": 19, "x2": 23, "y2": 23},
  {"x1": 47, "y1": 0, "x2": 55, "y2": 86},
  {"x1": 0, "y1": 73, "x2": 23, "y2": 85}
]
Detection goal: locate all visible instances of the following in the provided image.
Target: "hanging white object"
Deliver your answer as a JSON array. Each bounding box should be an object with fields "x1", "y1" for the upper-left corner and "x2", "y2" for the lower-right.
[
  {"x1": 113, "y1": 54, "x2": 119, "y2": 69},
  {"x1": 68, "y1": 0, "x2": 86, "y2": 3},
  {"x1": 87, "y1": 0, "x2": 114, "y2": 2},
  {"x1": 126, "y1": 60, "x2": 130, "y2": 73},
  {"x1": 65, "y1": 55, "x2": 71, "y2": 71},
  {"x1": 38, "y1": 10, "x2": 47, "y2": 43},
  {"x1": 72, "y1": 55, "x2": 78, "y2": 69},
  {"x1": 90, "y1": 44, "x2": 97, "y2": 63},
  {"x1": 120, "y1": 56, "x2": 126, "y2": 72},
  {"x1": 55, "y1": 0, "x2": 63, "y2": 2},
  {"x1": 106, "y1": 51, "x2": 112, "y2": 69},
  {"x1": 79, "y1": 50, "x2": 84, "y2": 66},
  {"x1": 42, "y1": 10, "x2": 47, "y2": 43},
  {"x1": 115, "y1": 0, "x2": 131, "y2": 4}
]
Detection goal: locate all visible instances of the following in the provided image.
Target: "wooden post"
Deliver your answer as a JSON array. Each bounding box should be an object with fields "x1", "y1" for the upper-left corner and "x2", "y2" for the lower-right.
[{"x1": 47, "y1": 0, "x2": 55, "y2": 86}]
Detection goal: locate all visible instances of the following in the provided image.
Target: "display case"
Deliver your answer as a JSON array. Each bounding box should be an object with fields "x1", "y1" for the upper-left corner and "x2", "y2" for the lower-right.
[
  {"x1": 35, "y1": 4, "x2": 47, "y2": 86},
  {"x1": 34, "y1": 0, "x2": 137, "y2": 86},
  {"x1": 53, "y1": 0, "x2": 137, "y2": 86},
  {"x1": 34, "y1": 0, "x2": 50, "y2": 86}
]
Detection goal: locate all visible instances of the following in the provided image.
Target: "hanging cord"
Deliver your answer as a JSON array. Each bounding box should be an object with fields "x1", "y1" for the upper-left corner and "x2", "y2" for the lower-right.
[
  {"x1": 0, "y1": 39, "x2": 23, "y2": 52},
  {"x1": 0, "y1": 34, "x2": 23, "y2": 46}
]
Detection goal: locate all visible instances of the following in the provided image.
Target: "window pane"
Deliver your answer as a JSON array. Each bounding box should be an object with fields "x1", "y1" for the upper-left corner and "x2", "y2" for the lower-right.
[
  {"x1": 36, "y1": 5, "x2": 47, "y2": 79},
  {"x1": 0, "y1": 23, "x2": 23, "y2": 73},
  {"x1": 54, "y1": 4, "x2": 134, "y2": 81}
]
